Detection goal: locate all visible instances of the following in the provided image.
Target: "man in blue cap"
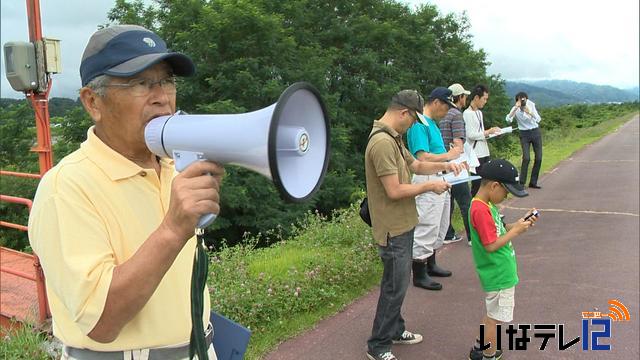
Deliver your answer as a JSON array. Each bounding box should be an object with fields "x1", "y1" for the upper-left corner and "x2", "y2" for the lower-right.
[
  {"x1": 406, "y1": 87, "x2": 464, "y2": 291},
  {"x1": 29, "y1": 25, "x2": 222, "y2": 359}
]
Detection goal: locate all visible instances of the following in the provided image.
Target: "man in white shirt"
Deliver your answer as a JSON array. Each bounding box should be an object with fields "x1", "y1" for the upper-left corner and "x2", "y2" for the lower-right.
[
  {"x1": 463, "y1": 84, "x2": 500, "y2": 196},
  {"x1": 506, "y1": 92, "x2": 543, "y2": 189}
]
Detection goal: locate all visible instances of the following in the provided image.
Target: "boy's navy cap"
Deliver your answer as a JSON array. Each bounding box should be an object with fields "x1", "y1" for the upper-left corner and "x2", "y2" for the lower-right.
[
  {"x1": 391, "y1": 90, "x2": 425, "y2": 114},
  {"x1": 80, "y1": 25, "x2": 195, "y2": 86},
  {"x1": 478, "y1": 159, "x2": 529, "y2": 197},
  {"x1": 428, "y1": 87, "x2": 456, "y2": 108}
]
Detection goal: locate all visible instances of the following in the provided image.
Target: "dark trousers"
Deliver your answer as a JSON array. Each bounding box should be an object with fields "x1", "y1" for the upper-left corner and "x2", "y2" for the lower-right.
[
  {"x1": 445, "y1": 181, "x2": 472, "y2": 240},
  {"x1": 368, "y1": 228, "x2": 414, "y2": 355},
  {"x1": 519, "y1": 128, "x2": 543, "y2": 186},
  {"x1": 470, "y1": 156, "x2": 490, "y2": 197}
]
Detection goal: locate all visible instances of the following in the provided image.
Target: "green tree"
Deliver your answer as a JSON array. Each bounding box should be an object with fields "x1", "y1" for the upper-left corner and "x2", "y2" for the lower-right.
[
  {"x1": 0, "y1": 102, "x2": 40, "y2": 250},
  {"x1": 101, "y1": 0, "x2": 509, "y2": 246}
]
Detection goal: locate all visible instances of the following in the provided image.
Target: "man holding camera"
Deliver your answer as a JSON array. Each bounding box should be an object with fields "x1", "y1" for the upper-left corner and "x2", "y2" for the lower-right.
[{"x1": 506, "y1": 92, "x2": 543, "y2": 189}]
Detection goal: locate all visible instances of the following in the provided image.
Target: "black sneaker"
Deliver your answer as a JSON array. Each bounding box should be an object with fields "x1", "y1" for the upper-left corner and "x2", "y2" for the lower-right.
[
  {"x1": 366, "y1": 351, "x2": 397, "y2": 360},
  {"x1": 468, "y1": 348, "x2": 503, "y2": 360},
  {"x1": 443, "y1": 234, "x2": 463, "y2": 244},
  {"x1": 469, "y1": 347, "x2": 483, "y2": 360},
  {"x1": 392, "y1": 330, "x2": 423, "y2": 345}
]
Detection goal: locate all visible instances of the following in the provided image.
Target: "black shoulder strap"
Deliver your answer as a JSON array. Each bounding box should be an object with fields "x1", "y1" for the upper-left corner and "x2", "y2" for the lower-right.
[
  {"x1": 367, "y1": 129, "x2": 403, "y2": 156},
  {"x1": 367, "y1": 129, "x2": 387, "y2": 142}
]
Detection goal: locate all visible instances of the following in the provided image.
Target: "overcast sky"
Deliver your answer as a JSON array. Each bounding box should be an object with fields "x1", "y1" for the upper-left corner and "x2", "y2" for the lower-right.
[{"x1": 1, "y1": 0, "x2": 638, "y2": 99}]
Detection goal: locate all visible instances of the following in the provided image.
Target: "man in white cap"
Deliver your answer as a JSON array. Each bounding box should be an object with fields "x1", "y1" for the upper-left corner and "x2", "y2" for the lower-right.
[
  {"x1": 440, "y1": 83, "x2": 473, "y2": 246},
  {"x1": 29, "y1": 25, "x2": 222, "y2": 359}
]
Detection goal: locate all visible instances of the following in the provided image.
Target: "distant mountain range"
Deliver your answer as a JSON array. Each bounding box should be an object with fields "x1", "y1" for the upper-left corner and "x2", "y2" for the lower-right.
[
  {"x1": 505, "y1": 80, "x2": 639, "y2": 107},
  {"x1": 2, "y1": 80, "x2": 638, "y2": 111}
]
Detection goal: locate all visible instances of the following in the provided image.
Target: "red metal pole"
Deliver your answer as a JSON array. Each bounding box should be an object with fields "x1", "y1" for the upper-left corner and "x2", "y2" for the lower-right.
[
  {"x1": 26, "y1": 0, "x2": 53, "y2": 175},
  {"x1": 26, "y1": 0, "x2": 52, "y2": 322},
  {"x1": 0, "y1": 170, "x2": 41, "y2": 179},
  {"x1": 26, "y1": 0, "x2": 43, "y2": 41},
  {"x1": 28, "y1": 83, "x2": 54, "y2": 175}
]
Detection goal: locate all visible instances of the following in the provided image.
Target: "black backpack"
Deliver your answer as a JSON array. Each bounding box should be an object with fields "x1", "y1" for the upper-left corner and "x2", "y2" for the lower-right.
[
  {"x1": 360, "y1": 129, "x2": 404, "y2": 227},
  {"x1": 359, "y1": 197, "x2": 372, "y2": 227}
]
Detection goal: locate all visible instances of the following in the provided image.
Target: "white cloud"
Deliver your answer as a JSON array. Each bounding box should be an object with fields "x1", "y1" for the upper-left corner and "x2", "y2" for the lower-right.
[
  {"x1": 1, "y1": 0, "x2": 115, "y2": 99},
  {"x1": 404, "y1": 0, "x2": 640, "y2": 88},
  {"x1": 2, "y1": 0, "x2": 638, "y2": 99}
]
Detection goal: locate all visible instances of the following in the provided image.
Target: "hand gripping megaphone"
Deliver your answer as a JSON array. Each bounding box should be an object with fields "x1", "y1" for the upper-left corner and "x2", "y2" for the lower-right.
[{"x1": 144, "y1": 82, "x2": 331, "y2": 228}]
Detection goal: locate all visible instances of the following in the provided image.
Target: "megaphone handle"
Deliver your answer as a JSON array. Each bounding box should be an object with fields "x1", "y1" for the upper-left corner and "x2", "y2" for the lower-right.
[
  {"x1": 173, "y1": 150, "x2": 219, "y2": 229},
  {"x1": 197, "y1": 213, "x2": 217, "y2": 228}
]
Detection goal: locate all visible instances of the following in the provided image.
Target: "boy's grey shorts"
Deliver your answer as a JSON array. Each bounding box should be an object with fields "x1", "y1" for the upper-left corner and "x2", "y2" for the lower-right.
[{"x1": 485, "y1": 286, "x2": 515, "y2": 323}]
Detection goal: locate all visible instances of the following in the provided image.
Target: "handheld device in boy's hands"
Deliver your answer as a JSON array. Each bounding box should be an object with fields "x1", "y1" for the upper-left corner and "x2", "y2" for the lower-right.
[{"x1": 524, "y1": 209, "x2": 539, "y2": 221}]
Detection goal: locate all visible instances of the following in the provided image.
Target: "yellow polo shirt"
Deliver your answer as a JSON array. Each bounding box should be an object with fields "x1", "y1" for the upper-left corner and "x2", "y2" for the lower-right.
[{"x1": 28, "y1": 127, "x2": 210, "y2": 351}]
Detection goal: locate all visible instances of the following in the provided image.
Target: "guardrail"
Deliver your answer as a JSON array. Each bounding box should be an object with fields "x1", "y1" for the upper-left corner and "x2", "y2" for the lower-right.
[{"x1": 1, "y1": 176, "x2": 50, "y2": 324}]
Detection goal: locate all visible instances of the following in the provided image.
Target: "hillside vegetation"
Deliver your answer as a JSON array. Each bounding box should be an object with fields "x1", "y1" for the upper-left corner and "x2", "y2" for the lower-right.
[{"x1": 506, "y1": 80, "x2": 639, "y2": 107}]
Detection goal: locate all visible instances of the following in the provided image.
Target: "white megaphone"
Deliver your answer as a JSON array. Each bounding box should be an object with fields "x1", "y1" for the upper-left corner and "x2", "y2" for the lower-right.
[{"x1": 145, "y1": 82, "x2": 331, "y2": 228}]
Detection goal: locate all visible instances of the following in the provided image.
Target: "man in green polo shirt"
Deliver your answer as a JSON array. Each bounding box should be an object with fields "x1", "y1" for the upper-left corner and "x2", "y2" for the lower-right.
[
  {"x1": 365, "y1": 89, "x2": 462, "y2": 360},
  {"x1": 406, "y1": 87, "x2": 463, "y2": 291}
]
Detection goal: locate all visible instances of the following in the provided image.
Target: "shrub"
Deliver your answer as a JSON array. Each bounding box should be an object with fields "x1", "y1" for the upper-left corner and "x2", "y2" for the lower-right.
[{"x1": 207, "y1": 205, "x2": 381, "y2": 334}]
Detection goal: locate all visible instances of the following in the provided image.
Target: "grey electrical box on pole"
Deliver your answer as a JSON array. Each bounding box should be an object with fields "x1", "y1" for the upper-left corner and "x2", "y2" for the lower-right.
[
  {"x1": 4, "y1": 41, "x2": 39, "y2": 92},
  {"x1": 4, "y1": 38, "x2": 61, "y2": 93}
]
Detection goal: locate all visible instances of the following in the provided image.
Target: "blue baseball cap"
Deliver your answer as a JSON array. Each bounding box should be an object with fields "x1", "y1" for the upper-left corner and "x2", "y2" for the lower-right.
[
  {"x1": 428, "y1": 87, "x2": 456, "y2": 108},
  {"x1": 80, "y1": 25, "x2": 195, "y2": 86}
]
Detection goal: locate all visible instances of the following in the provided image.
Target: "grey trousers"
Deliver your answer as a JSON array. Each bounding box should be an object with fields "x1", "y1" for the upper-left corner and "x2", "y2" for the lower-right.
[
  {"x1": 61, "y1": 324, "x2": 216, "y2": 360},
  {"x1": 62, "y1": 344, "x2": 217, "y2": 360},
  {"x1": 519, "y1": 127, "x2": 543, "y2": 186},
  {"x1": 367, "y1": 228, "x2": 414, "y2": 355},
  {"x1": 412, "y1": 174, "x2": 450, "y2": 261}
]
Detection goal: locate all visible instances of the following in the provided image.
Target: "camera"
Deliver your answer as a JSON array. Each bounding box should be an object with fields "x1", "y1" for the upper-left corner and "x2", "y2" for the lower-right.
[{"x1": 520, "y1": 98, "x2": 527, "y2": 108}]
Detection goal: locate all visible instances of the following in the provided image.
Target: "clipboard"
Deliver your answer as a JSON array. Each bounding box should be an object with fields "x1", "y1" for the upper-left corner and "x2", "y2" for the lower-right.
[
  {"x1": 210, "y1": 311, "x2": 252, "y2": 360},
  {"x1": 486, "y1": 127, "x2": 515, "y2": 139},
  {"x1": 443, "y1": 174, "x2": 481, "y2": 185}
]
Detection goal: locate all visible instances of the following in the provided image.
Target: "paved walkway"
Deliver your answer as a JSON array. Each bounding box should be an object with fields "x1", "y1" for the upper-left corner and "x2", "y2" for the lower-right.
[{"x1": 265, "y1": 115, "x2": 639, "y2": 359}]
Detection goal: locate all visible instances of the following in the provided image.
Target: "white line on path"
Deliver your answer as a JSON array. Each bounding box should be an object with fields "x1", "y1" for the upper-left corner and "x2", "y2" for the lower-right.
[
  {"x1": 572, "y1": 160, "x2": 638, "y2": 163},
  {"x1": 503, "y1": 206, "x2": 639, "y2": 218}
]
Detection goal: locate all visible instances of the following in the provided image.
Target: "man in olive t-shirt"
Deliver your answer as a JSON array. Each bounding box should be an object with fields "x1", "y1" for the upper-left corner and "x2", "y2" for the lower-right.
[{"x1": 364, "y1": 90, "x2": 461, "y2": 360}]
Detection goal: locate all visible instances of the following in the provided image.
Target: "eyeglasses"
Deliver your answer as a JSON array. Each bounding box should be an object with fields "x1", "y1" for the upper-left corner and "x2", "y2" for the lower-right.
[{"x1": 104, "y1": 76, "x2": 177, "y2": 97}]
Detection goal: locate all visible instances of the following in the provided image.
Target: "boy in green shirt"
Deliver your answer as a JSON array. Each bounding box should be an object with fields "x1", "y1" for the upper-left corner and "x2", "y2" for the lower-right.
[{"x1": 467, "y1": 159, "x2": 539, "y2": 360}]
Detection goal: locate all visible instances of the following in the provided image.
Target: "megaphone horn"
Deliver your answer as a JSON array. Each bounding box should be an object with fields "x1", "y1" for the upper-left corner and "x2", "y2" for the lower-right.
[{"x1": 145, "y1": 82, "x2": 331, "y2": 228}]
